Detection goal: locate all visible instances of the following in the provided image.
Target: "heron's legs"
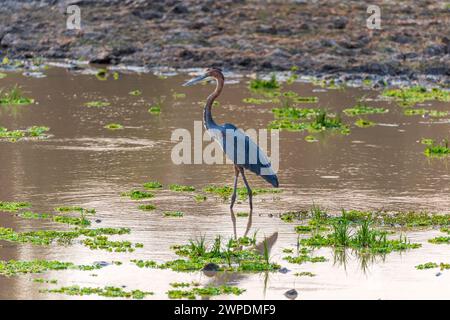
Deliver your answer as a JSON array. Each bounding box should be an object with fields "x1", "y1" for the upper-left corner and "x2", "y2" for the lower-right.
[
  {"x1": 239, "y1": 168, "x2": 253, "y2": 211},
  {"x1": 230, "y1": 166, "x2": 240, "y2": 210}
]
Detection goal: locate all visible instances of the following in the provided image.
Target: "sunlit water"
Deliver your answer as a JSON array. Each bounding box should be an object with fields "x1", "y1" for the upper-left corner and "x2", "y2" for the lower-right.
[{"x1": 0, "y1": 66, "x2": 449, "y2": 299}]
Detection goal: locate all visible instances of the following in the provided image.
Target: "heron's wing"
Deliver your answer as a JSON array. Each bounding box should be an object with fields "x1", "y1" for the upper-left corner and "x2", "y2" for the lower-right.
[{"x1": 208, "y1": 123, "x2": 278, "y2": 187}]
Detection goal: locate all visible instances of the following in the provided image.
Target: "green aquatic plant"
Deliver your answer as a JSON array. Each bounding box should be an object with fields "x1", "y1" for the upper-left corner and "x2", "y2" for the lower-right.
[
  {"x1": 84, "y1": 101, "x2": 110, "y2": 108},
  {"x1": 283, "y1": 255, "x2": 327, "y2": 264},
  {"x1": 243, "y1": 97, "x2": 279, "y2": 105},
  {"x1": 167, "y1": 285, "x2": 245, "y2": 300},
  {"x1": 0, "y1": 260, "x2": 103, "y2": 276},
  {"x1": 193, "y1": 194, "x2": 207, "y2": 203},
  {"x1": 428, "y1": 236, "x2": 450, "y2": 244},
  {"x1": 163, "y1": 211, "x2": 184, "y2": 217},
  {"x1": 236, "y1": 212, "x2": 249, "y2": 217},
  {"x1": 0, "y1": 73, "x2": 6, "y2": 79},
  {"x1": 354, "y1": 119, "x2": 375, "y2": 128},
  {"x1": 129, "y1": 89, "x2": 142, "y2": 96},
  {"x1": 0, "y1": 126, "x2": 50, "y2": 142},
  {"x1": 415, "y1": 262, "x2": 450, "y2": 270},
  {"x1": 280, "y1": 210, "x2": 309, "y2": 223},
  {"x1": 382, "y1": 86, "x2": 450, "y2": 107},
  {"x1": 169, "y1": 184, "x2": 195, "y2": 192},
  {"x1": 294, "y1": 271, "x2": 316, "y2": 277},
  {"x1": 143, "y1": 181, "x2": 163, "y2": 189},
  {"x1": 0, "y1": 201, "x2": 31, "y2": 212},
  {"x1": 305, "y1": 135, "x2": 318, "y2": 142},
  {"x1": 424, "y1": 139, "x2": 450, "y2": 158},
  {"x1": 272, "y1": 107, "x2": 319, "y2": 120},
  {"x1": 82, "y1": 236, "x2": 141, "y2": 252},
  {"x1": 203, "y1": 185, "x2": 281, "y2": 201},
  {"x1": 54, "y1": 206, "x2": 95, "y2": 214},
  {"x1": 121, "y1": 190, "x2": 154, "y2": 200},
  {"x1": 95, "y1": 68, "x2": 108, "y2": 81},
  {"x1": 138, "y1": 204, "x2": 156, "y2": 211},
  {"x1": 343, "y1": 103, "x2": 388, "y2": 117},
  {"x1": 0, "y1": 85, "x2": 34, "y2": 106},
  {"x1": 44, "y1": 286, "x2": 153, "y2": 299},
  {"x1": 104, "y1": 123, "x2": 123, "y2": 130},
  {"x1": 173, "y1": 92, "x2": 186, "y2": 99},
  {"x1": 249, "y1": 75, "x2": 280, "y2": 91},
  {"x1": 421, "y1": 138, "x2": 434, "y2": 146},
  {"x1": 33, "y1": 278, "x2": 58, "y2": 284}
]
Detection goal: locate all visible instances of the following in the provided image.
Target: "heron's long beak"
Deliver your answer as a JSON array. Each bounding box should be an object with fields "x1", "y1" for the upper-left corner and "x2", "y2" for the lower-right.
[{"x1": 182, "y1": 74, "x2": 208, "y2": 86}]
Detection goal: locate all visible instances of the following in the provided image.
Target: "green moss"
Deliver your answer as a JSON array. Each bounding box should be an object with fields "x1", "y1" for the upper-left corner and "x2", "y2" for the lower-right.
[
  {"x1": 0, "y1": 201, "x2": 31, "y2": 212},
  {"x1": 138, "y1": 204, "x2": 156, "y2": 211},
  {"x1": 143, "y1": 181, "x2": 163, "y2": 189},
  {"x1": 44, "y1": 286, "x2": 153, "y2": 299},
  {"x1": 343, "y1": 103, "x2": 388, "y2": 116},
  {"x1": 169, "y1": 184, "x2": 195, "y2": 192},
  {"x1": 355, "y1": 118, "x2": 375, "y2": 128},
  {"x1": 382, "y1": 86, "x2": 450, "y2": 107},
  {"x1": 104, "y1": 123, "x2": 123, "y2": 130},
  {"x1": 167, "y1": 285, "x2": 245, "y2": 300},
  {"x1": 122, "y1": 190, "x2": 154, "y2": 200},
  {"x1": 0, "y1": 85, "x2": 34, "y2": 106},
  {"x1": 129, "y1": 90, "x2": 142, "y2": 96},
  {"x1": 163, "y1": 211, "x2": 184, "y2": 217},
  {"x1": 84, "y1": 101, "x2": 110, "y2": 108}
]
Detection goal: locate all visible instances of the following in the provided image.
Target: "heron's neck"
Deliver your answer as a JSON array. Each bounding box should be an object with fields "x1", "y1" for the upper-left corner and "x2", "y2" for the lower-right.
[{"x1": 204, "y1": 76, "x2": 223, "y2": 130}]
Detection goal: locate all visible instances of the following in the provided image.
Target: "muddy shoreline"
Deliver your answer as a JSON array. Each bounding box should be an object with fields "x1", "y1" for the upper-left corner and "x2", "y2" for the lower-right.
[{"x1": 0, "y1": 0, "x2": 449, "y2": 84}]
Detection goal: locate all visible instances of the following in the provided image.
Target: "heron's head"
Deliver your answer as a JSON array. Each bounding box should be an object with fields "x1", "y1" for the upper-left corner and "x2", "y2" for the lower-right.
[{"x1": 182, "y1": 68, "x2": 223, "y2": 86}]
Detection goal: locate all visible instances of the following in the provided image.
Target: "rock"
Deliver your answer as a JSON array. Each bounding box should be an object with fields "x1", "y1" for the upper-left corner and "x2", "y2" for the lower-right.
[
  {"x1": 436, "y1": 272, "x2": 442, "y2": 277},
  {"x1": 332, "y1": 17, "x2": 348, "y2": 29},
  {"x1": 132, "y1": 9, "x2": 163, "y2": 20},
  {"x1": 94, "y1": 261, "x2": 110, "y2": 267},
  {"x1": 202, "y1": 263, "x2": 219, "y2": 277},
  {"x1": 424, "y1": 44, "x2": 445, "y2": 57},
  {"x1": 278, "y1": 267, "x2": 290, "y2": 274},
  {"x1": 284, "y1": 289, "x2": 298, "y2": 300},
  {"x1": 95, "y1": 219, "x2": 102, "y2": 223}
]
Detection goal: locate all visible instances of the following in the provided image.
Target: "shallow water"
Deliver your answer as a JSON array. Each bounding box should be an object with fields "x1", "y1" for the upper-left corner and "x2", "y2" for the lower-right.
[{"x1": 0, "y1": 66, "x2": 449, "y2": 299}]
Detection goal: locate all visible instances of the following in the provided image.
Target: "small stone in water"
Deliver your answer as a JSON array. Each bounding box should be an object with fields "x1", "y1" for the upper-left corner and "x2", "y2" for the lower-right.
[
  {"x1": 284, "y1": 289, "x2": 298, "y2": 300},
  {"x1": 279, "y1": 267, "x2": 290, "y2": 274}
]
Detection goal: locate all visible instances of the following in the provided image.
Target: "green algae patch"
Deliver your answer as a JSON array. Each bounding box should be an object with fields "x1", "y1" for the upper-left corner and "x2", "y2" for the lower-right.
[
  {"x1": 0, "y1": 126, "x2": 50, "y2": 142},
  {"x1": 249, "y1": 75, "x2": 280, "y2": 91},
  {"x1": 122, "y1": 190, "x2": 154, "y2": 200},
  {"x1": 84, "y1": 101, "x2": 110, "y2": 108},
  {"x1": 0, "y1": 201, "x2": 31, "y2": 212},
  {"x1": 169, "y1": 184, "x2": 195, "y2": 192},
  {"x1": 343, "y1": 103, "x2": 388, "y2": 116},
  {"x1": 143, "y1": 181, "x2": 163, "y2": 189},
  {"x1": 0, "y1": 260, "x2": 104, "y2": 277},
  {"x1": 424, "y1": 140, "x2": 450, "y2": 158},
  {"x1": 129, "y1": 89, "x2": 142, "y2": 96},
  {"x1": 0, "y1": 85, "x2": 34, "y2": 106},
  {"x1": 138, "y1": 204, "x2": 156, "y2": 211},
  {"x1": 167, "y1": 285, "x2": 245, "y2": 300},
  {"x1": 163, "y1": 211, "x2": 184, "y2": 217},
  {"x1": 382, "y1": 86, "x2": 450, "y2": 107},
  {"x1": 44, "y1": 286, "x2": 153, "y2": 299},
  {"x1": 355, "y1": 119, "x2": 375, "y2": 128},
  {"x1": 104, "y1": 123, "x2": 123, "y2": 130}
]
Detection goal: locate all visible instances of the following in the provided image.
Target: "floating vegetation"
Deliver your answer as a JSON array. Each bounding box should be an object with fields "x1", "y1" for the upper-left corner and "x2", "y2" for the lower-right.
[
  {"x1": 282, "y1": 91, "x2": 318, "y2": 103},
  {"x1": 169, "y1": 184, "x2": 195, "y2": 192},
  {"x1": 0, "y1": 201, "x2": 31, "y2": 212},
  {"x1": 104, "y1": 123, "x2": 123, "y2": 130},
  {"x1": 283, "y1": 254, "x2": 327, "y2": 265},
  {"x1": 0, "y1": 226, "x2": 130, "y2": 246},
  {"x1": 0, "y1": 85, "x2": 34, "y2": 106},
  {"x1": 428, "y1": 236, "x2": 450, "y2": 244},
  {"x1": 382, "y1": 86, "x2": 450, "y2": 107},
  {"x1": 44, "y1": 286, "x2": 153, "y2": 299},
  {"x1": 55, "y1": 206, "x2": 95, "y2": 214},
  {"x1": 0, "y1": 260, "x2": 102, "y2": 277},
  {"x1": 84, "y1": 101, "x2": 110, "y2": 108},
  {"x1": 95, "y1": 68, "x2": 108, "y2": 81},
  {"x1": 308, "y1": 110, "x2": 349, "y2": 134},
  {"x1": 129, "y1": 89, "x2": 142, "y2": 96},
  {"x1": 167, "y1": 285, "x2": 245, "y2": 300},
  {"x1": 249, "y1": 75, "x2": 280, "y2": 91},
  {"x1": 203, "y1": 185, "x2": 282, "y2": 201},
  {"x1": 138, "y1": 204, "x2": 156, "y2": 211},
  {"x1": 305, "y1": 135, "x2": 318, "y2": 142},
  {"x1": 82, "y1": 236, "x2": 142, "y2": 252},
  {"x1": 121, "y1": 190, "x2": 154, "y2": 200},
  {"x1": 0, "y1": 73, "x2": 7, "y2": 79},
  {"x1": 416, "y1": 262, "x2": 450, "y2": 270},
  {"x1": 423, "y1": 139, "x2": 450, "y2": 158},
  {"x1": 193, "y1": 194, "x2": 207, "y2": 203},
  {"x1": 243, "y1": 97, "x2": 279, "y2": 105},
  {"x1": 343, "y1": 103, "x2": 388, "y2": 117},
  {"x1": 0, "y1": 126, "x2": 50, "y2": 142},
  {"x1": 236, "y1": 212, "x2": 249, "y2": 217},
  {"x1": 355, "y1": 118, "x2": 375, "y2": 128},
  {"x1": 163, "y1": 211, "x2": 184, "y2": 217},
  {"x1": 294, "y1": 271, "x2": 316, "y2": 277},
  {"x1": 143, "y1": 181, "x2": 163, "y2": 189},
  {"x1": 18, "y1": 211, "x2": 91, "y2": 226},
  {"x1": 403, "y1": 109, "x2": 448, "y2": 117},
  {"x1": 132, "y1": 235, "x2": 280, "y2": 273},
  {"x1": 33, "y1": 278, "x2": 58, "y2": 284},
  {"x1": 421, "y1": 138, "x2": 434, "y2": 146},
  {"x1": 148, "y1": 105, "x2": 161, "y2": 114}
]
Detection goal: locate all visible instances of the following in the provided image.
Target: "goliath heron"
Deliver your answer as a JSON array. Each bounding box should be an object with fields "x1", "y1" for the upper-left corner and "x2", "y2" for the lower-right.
[{"x1": 183, "y1": 68, "x2": 279, "y2": 210}]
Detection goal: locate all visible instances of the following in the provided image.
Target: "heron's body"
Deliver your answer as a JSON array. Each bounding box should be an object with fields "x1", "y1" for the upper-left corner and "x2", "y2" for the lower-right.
[{"x1": 184, "y1": 68, "x2": 279, "y2": 210}]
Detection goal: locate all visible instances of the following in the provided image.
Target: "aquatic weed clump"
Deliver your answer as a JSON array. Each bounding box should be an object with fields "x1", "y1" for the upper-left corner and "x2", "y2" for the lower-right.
[
  {"x1": 169, "y1": 184, "x2": 196, "y2": 192},
  {"x1": 0, "y1": 260, "x2": 105, "y2": 277},
  {"x1": 0, "y1": 85, "x2": 34, "y2": 106},
  {"x1": 0, "y1": 126, "x2": 50, "y2": 142},
  {"x1": 423, "y1": 139, "x2": 450, "y2": 158},
  {"x1": 0, "y1": 201, "x2": 31, "y2": 212},
  {"x1": 167, "y1": 284, "x2": 245, "y2": 300},
  {"x1": 343, "y1": 102, "x2": 388, "y2": 116},
  {"x1": 203, "y1": 185, "x2": 281, "y2": 201},
  {"x1": 382, "y1": 86, "x2": 450, "y2": 107},
  {"x1": 44, "y1": 286, "x2": 153, "y2": 299},
  {"x1": 121, "y1": 190, "x2": 154, "y2": 200},
  {"x1": 249, "y1": 75, "x2": 280, "y2": 91}
]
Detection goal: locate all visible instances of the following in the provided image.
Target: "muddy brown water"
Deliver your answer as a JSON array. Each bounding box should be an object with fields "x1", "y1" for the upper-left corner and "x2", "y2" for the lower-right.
[{"x1": 0, "y1": 67, "x2": 449, "y2": 299}]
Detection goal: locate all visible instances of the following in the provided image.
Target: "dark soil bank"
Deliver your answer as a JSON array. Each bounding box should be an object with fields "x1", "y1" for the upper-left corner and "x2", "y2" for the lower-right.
[{"x1": 0, "y1": 0, "x2": 449, "y2": 78}]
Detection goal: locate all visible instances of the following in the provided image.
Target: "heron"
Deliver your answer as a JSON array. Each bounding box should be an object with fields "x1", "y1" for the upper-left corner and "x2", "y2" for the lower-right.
[{"x1": 183, "y1": 68, "x2": 279, "y2": 211}]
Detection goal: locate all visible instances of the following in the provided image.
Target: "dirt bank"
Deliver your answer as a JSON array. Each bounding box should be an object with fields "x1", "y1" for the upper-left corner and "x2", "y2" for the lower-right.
[{"x1": 0, "y1": 0, "x2": 449, "y2": 81}]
